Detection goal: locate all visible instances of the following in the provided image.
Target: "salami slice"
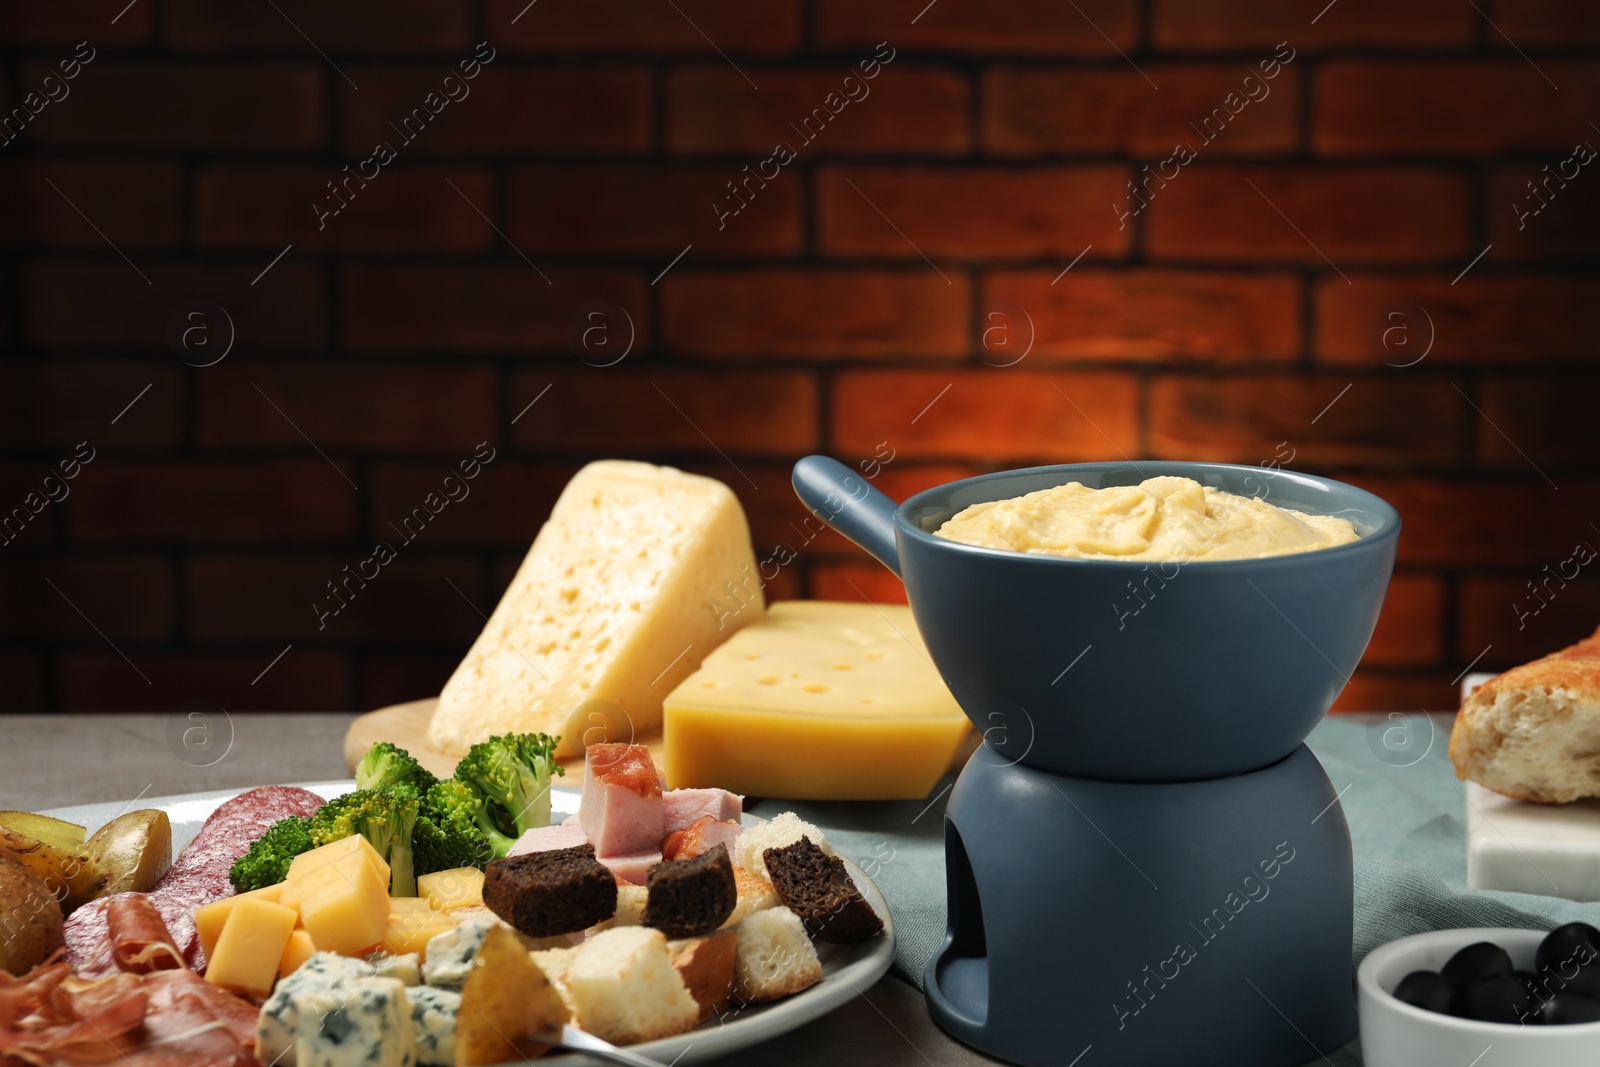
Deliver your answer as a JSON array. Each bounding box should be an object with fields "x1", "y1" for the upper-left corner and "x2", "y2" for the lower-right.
[{"x1": 65, "y1": 786, "x2": 325, "y2": 977}]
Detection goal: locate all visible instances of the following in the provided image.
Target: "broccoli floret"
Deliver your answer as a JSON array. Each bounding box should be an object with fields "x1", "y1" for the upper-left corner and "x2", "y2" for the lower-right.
[
  {"x1": 355, "y1": 741, "x2": 438, "y2": 795},
  {"x1": 452, "y1": 732, "x2": 564, "y2": 844},
  {"x1": 229, "y1": 815, "x2": 314, "y2": 893},
  {"x1": 413, "y1": 814, "x2": 492, "y2": 874},
  {"x1": 422, "y1": 778, "x2": 513, "y2": 863},
  {"x1": 309, "y1": 785, "x2": 420, "y2": 897}
]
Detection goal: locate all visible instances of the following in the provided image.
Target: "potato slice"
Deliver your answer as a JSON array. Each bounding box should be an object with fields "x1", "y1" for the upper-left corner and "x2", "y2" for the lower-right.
[
  {"x1": 0, "y1": 852, "x2": 64, "y2": 976},
  {"x1": 0, "y1": 812, "x2": 86, "y2": 853},
  {"x1": 455, "y1": 925, "x2": 569, "y2": 1065},
  {"x1": 86, "y1": 810, "x2": 172, "y2": 895},
  {"x1": 0, "y1": 815, "x2": 105, "y2": 913}
]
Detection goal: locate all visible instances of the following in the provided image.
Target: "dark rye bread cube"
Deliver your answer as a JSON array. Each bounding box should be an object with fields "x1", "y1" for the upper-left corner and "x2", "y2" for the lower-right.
[
  {"x1": 483, "y1": 844, "x2": 617, "y2": 937},
  {"x1": 642, "y1": 843, "x2": 737, "y2": 939},
  {"x1": 763, "y1": 837, "x2": 883, "y2": 944}
]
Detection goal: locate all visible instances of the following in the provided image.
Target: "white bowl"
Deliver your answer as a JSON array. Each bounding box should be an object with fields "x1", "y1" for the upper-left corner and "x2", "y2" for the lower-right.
[{"x1": 1358, "y1": 927, "x2": 1600, "y2": 1067}]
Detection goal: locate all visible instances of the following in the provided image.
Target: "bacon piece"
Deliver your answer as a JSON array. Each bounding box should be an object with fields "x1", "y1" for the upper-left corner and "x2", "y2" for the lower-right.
[
  {"x1": 65, "y1": 786, "x2": 325, "y2": 977},
  {"x1": 662, "y1": 815, "x2": 742, "y2": 861},
  {"x1": 107, "y1": 898, "x2": 183, "y2": 975}
]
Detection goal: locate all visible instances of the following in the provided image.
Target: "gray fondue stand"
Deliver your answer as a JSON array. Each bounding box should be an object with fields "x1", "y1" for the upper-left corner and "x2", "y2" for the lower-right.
[{"x1": 792, "y1": 456, "x2": 1401, "y2": 1067}]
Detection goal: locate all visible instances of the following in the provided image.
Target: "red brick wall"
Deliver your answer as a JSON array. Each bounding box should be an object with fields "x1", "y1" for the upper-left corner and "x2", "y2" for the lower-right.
[{"x1": 3, "y1": 0, "x2": 1596, "y2": 714}]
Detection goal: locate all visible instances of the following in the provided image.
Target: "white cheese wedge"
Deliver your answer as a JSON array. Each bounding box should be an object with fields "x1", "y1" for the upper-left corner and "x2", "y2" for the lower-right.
[
  {"x1": 427, "y1": 460, "x2": 764, "y2": 758},
  {"x1": 663, "y1": 601, "x2": 973, "y2": 799}
]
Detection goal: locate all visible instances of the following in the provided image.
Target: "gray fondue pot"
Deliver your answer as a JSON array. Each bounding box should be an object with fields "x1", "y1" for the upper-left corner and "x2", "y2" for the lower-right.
[{"x1": 791, "y1": 456, "x2": 1401, "y2": 781}]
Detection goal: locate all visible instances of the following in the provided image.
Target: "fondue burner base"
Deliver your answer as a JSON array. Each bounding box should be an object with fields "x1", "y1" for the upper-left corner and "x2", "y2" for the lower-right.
[{"x1": 926, "y1": 743, "x2": 1358, "y2": 1067}]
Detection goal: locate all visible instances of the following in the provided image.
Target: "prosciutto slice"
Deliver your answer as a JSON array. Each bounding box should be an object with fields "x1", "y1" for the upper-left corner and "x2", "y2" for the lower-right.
[
  {"x1": 106, "y1": 898, "x2": 183, "y2": 974},
  {"x1": 0, "y1": 960, "x2": 148, "y2": 1066},
  {"x1": 65, "y1": 786, "x2": 325, "y2": 978}
]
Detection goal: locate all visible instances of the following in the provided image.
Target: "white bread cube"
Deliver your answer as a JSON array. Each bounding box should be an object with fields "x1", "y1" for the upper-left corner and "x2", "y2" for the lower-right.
[
  {"x1": 719, "y1": 864, "x2": 779, "y2": 930},
  {"x1": 734, "y1": 813, "x2": 834, "y2": 881},
  {"x1": 588, "y1": 884, "x2": 649, "y2": 934},
  {"x1": 732, "y1": 907, "x2": 821, "y2": 1004},
  {"x1": 563, "y1": 927, "x2": 699, "y2": 1044}
]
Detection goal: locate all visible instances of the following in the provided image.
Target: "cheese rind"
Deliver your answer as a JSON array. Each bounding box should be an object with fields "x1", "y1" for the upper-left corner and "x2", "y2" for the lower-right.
[
  {"x1": 663, "y1": 601, "x2": 972, "y2": 799},
  {"x1": 427, "y1": 461, "x2": 764, "y2": 758}
]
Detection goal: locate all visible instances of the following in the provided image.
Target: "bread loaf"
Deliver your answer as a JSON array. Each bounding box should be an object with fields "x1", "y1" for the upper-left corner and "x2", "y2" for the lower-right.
[{"x1": 1450, "y1": 626, "x2": 1600, "y2": 803}]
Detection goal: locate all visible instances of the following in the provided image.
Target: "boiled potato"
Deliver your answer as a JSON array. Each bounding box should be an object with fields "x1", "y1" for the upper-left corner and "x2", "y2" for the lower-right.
[
  {"x1": 0, "y1": 812, "x2": 106, "y2": 912},
  {"x1": 455, "y1": 925, "x2": 568, "y2": 1064},
  {"x1": 86, "y1": 810, "x2": 172, "y2": 895},
  {"x1": 0, "y1": 852, "x2": 64, "y2": 975}
]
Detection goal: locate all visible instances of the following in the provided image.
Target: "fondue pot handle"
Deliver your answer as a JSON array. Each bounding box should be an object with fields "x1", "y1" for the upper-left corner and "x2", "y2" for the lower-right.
[{"x1": 791, "y1": 454, "x2": 902, "y2": 577}]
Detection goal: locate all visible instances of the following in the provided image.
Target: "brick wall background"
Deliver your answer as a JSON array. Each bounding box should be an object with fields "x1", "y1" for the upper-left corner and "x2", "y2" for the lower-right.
[{"x1": 2, "y1": 0, "x2": 1597, "y2": 715}]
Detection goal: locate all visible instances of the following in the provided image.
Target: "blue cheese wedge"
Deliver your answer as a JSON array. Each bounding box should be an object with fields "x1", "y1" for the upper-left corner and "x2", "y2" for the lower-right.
[
  {"x1": 404, "y1": 986, "x2": 460, "y2": 1067},
  {"x1": 421, "y1": 919, "x2": 493, "y2": 989},
  {"x1": 296, "y1": 976, "x2": 416, "y2": 1067},
  {"x1": 370, "y1": 952, "x2": 422, "y2": 986},
  {"x1": 257, "y1": 952, "x2": 377, "y2": 1067}
]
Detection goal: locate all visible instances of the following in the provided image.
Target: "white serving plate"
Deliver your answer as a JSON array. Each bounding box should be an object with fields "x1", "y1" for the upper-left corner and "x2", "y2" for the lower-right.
[{"x1": 45, "y1": 781, "x2": 897, "y2": 1067}]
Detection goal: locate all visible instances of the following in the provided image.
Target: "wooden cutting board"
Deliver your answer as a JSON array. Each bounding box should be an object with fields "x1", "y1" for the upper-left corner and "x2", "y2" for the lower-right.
[{"x1": 341, "y1": 698, "x2": 667, "y2": 779}]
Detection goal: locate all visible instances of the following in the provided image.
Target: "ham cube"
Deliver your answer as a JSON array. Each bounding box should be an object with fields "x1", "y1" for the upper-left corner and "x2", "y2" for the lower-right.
[
  {"x1": 662, "y1": 816, "x2": 742, "y2": 861},
  {"x1": 597, "y1": 849, "x2": 662, "y2": 886},
  {"x1": 662, "y1": 788, "x2": 743, "y2": 835},
  {"x1": 507, "y1": 823, "x2": 591, "y2": 858},
  {"x1": 578, "y1": 744, "x2": 664, "y2": 858}
]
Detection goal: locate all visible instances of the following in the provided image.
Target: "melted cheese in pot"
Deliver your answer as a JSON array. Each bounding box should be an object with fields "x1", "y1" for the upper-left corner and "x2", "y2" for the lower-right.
[{"x1": 934, "y1": 476, "x2": 1359, "y2": 562}]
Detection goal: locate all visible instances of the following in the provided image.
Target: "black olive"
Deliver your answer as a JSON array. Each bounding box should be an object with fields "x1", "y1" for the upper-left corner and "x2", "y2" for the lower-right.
[
  {"x1": 1441, "y1": 942, "x2": 1515, "y2": 988},
  {"x1": 1541, "y1": 992, "x2": 1600, "y2": 1026},
  {"x1": 1393, "y1": 970, "x2": 1459, "y2": 1015},
  {"x1": 1458, "y1": 972, "x2": 1541, "y2": 1025},
  {"x1": 1536, "y1": 923, "x2": 1600, "y2": 978}
]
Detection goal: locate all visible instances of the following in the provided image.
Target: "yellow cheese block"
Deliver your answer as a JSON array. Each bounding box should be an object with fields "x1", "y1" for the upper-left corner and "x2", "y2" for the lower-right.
[
  {"x1": 279, "y1": 928, "x2": 317, "y2": 976},
  {"x1": 426, "y1": 460, "x2": 765, "y2": 759},
  {"x1": 205, "y1": 896, "x2": 298, "y2": 996},
  {"x1": 418, "y1": 867, "x2": 483, "y2": 911},
  {"x1": 194, "y1": 883, "x2": 284, "y2": 962},
  {"x1": 291, "y1": 849, "x2": 391, "y2": 956},
  {"x1": 382, "y1": 908, "x2": 458, "y2": 958},
  {"x1": 285, "y1": 833, "x2": 389, "y2": 887},
  {"x1": 389, "y1": 896, "x2": 438, "y2": 914},
  {"x1": 664, "y1": 601, "x2": 973, "y2": 799}
]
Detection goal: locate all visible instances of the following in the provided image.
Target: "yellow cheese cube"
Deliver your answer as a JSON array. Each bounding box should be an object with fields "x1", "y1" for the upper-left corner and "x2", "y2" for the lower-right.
[
  {"x1": 664, "y1": 601, "x2": 974, "y2": 799},
  {"x1": 292, "y1": 851, "x2": 390, "y2": 956},
  {"x1": 382, "y1": 909, "x2": 457, "y2": 958},
  {"x1": 194, "y1": 883, "x2": 284, "y2": 962},
  {"x1": 204, "y1": 896, "x2": 298, "y2": 996},
  {"x1": 279, "y1": 929, "x2": 317, "y2": 976},
  {"x1": 285, "y1": 833, "x2": 390, "y2": 887},
  {"x1": 389, "y1": 896, "x2": 437, "y2": 914},
  {"x1": 418, "y1": 867, "x2": 484, "y2": 911}
]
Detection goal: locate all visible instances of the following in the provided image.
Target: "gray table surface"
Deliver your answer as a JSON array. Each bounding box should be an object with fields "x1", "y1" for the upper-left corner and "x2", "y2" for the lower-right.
[{"x1": 0, "y1": 712, "x2": 1001, "y2": 1067}]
